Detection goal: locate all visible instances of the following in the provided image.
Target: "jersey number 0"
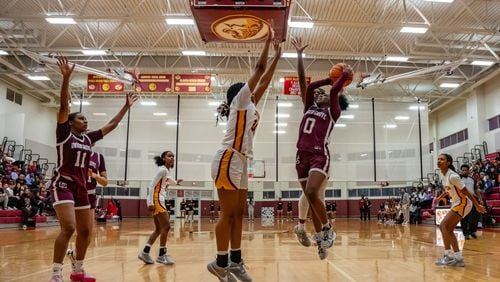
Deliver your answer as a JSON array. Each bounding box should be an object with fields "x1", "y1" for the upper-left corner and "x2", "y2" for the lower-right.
[{"x1": 303, "y1": 117, "x2": 316, "y2": 134}]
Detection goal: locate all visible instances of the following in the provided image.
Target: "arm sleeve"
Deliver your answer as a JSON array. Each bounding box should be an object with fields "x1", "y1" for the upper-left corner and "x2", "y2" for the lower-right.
[
  {"x1": 232, "y1": 83, "x2": 252, "y2": 110},
  {"x1": 56, "y1": 121, "x2": 71, "y2": 144},
  {"x1": 146, "y1": 168, "x2": 167, "y2": 206},
  {"x1": 86, "y1": 129, "x2": 104, "y2": 144},
  {"x1": 304, "y1": 79, "x2": 332, "y2": 112},
  {"x1": 98, "y1": 154, "x2": 106, "y2": 173},
  {"x1": 449, "y1": 174, "x2": 465, "y2": 190},
  {"x1": 165, "y1": 169, "x2": 178, "y2": 185}
]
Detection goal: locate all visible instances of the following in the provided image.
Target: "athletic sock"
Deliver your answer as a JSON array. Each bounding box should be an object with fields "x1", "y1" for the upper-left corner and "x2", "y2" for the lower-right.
[
  {"x1": 230, "y1": 249, "x2": 242, "y2": 264},
  {"x1": 143, "y1": 244, "x2": 151, "y2": 253},
  {"x1": 159, "y1": 246, "x2": 166, "y2": 256},
  {"x1": 216, "y1": 252, "x2": 229, "y2": 268}
]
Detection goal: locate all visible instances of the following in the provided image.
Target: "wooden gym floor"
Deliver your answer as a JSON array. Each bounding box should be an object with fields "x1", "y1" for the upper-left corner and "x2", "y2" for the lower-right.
[{"x1": 0, "y1": 218, "x2": 498, "y2": 282}]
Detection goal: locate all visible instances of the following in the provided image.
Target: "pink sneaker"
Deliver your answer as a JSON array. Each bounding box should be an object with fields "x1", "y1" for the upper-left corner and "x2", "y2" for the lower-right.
[{"x1": 70, "y1": 271, "x2": 96, "y2": 282}]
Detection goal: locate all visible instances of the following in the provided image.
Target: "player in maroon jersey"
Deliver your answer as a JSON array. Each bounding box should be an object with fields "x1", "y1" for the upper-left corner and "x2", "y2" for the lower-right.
[
  {"x1": 66, "y1": 149, "x2": 107, "y2": 270},
  {"x1": 49, "y1": 57, "x2": 137, "y2": 282},
  {"x1": 291, "y1": 37, "x2": 352, "y2": 260}
]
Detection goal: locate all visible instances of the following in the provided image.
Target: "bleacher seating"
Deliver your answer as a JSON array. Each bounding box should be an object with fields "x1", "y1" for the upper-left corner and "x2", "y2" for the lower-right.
[{"x1": 0, "y1": 209, "x2": 47, "y2": 228}]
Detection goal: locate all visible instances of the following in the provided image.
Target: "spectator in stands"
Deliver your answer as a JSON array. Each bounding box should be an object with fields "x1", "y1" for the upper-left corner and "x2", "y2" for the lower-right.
[
  {"x1": 377, "y1": 201, "x2": 387, "y2": 223},
  {"x1": 10, "y1": 167, "x2": 18, "y2": 181},
  {"x1": 483, "y1": 174, "x2": 494, "y2": 193},
  {"x1": 0, "y1": 184, "x2": 8, "y2": 209},
  {"x1": 107, "y1": 199, "x2": 118, "y2": 217},
  {"x1": 114, "y1": 199, "x2": 122, "y2": 221},
  {"x1": 21, "y1": 188, "x2": 38, "y2": 230},
  {"x1": 409, "y1": 199, "x2": 420, "y2": 224},
  {"x1": 459, "y1": 164, "x2": 481, "y2": 239}
]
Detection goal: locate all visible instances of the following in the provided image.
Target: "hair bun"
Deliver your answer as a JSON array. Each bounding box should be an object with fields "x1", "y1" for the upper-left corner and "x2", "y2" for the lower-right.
[{"x1": 216, "y1": 102, "x2": 230, "y2": 125}]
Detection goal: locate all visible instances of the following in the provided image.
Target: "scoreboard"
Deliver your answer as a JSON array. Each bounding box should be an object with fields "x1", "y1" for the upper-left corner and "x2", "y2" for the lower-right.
[{"x1": 193, "y1": 0, "x2": 287, "y2": 7}]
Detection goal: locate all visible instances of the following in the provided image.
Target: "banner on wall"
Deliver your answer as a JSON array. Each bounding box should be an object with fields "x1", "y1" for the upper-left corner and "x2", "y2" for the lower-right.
[
  {"x1": 173, "y1": 74, "x2": 211, "y2": 93},
  {"x1": 135, "y1": 74, "x2": 172, "y2": 93},
  {"x1": 283, "y1": 76, "x2": 311, "y2": 95},
  {"x1": 87, "y1": 74, "x2": 124, "y2": 93}
]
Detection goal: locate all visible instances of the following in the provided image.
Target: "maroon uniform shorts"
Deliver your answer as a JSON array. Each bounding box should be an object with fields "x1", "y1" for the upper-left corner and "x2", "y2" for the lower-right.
[
  {"x1": 295, "y1": 150, "x2": 330, "y2": 181},
  {"x1": 51, "y1": 177, "x2": 90, "y2": 209}
]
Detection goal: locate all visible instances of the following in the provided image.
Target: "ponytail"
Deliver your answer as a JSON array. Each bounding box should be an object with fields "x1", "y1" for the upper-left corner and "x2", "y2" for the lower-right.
[
  {"x1": 154, "y1": 156, "x2": 164, "y2": 166},
  {"x1": 153, "y1": 150, "x2": 172, "y2": 167},
  {"x1": 448, "y1": 164, "x2": 457, "y2": 173},
  {"x1": 216, "y1": 102, "x2": 230, "y2": 126}
]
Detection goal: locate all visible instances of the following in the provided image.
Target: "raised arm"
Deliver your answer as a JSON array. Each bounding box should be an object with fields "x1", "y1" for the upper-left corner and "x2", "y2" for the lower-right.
[
  {"x1": 57, "y1": 57, "x2": 75, "y2": 124},
  {"x1": 329, "y1": 66, "x2": 352, "y2": 121},
  {"x1": 253, "y1": 41, "x2": 282, "y2": 105},
  {"x1": 291, "y1": 37, "x2": 309, "y2": 105},
  {"x1": 99, "y1": 92, "x2": 138, "y2": 136},
  {"x1": 246, "y1": 26, "x2": 274, "y2": 92}
]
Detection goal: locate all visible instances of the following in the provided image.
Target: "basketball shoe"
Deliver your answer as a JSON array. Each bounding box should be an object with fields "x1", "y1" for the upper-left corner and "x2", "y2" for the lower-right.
[
  {"x1": 207, "y1": 260, "x2": 236, "y2": 282},
  {"x1": 435, "y1": 255, "x2": 456, "y2": 266},
  {"x1": 138, "y1": 251, "x2": 155, "y2": 264},
  {"x1": 156, "y1": 254, "x2": 175, "y2": 265},
  {"x1": 69, "y1": 271, "x2": 96, "y2": 282},
  {"x1": 293, "y1": 224, "x2": 311, "y2": 247},
  {"x1": 228, "y1": 260, "x2": 252, "y2": 282}
]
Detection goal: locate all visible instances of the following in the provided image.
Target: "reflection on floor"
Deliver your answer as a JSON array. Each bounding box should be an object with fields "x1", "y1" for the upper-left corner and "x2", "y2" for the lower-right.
[{"x1": 0, "y1": 218, "x2": 498, "y2": 282}]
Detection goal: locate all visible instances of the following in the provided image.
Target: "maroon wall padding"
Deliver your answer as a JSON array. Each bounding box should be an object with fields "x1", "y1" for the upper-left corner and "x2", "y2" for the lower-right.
[{"x1": 96, "y1": 198, "x2": 394, "y2": 218}]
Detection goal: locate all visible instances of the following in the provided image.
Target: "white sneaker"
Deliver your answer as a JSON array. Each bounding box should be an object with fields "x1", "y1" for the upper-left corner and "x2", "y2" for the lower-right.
[
  {"x1": 48, "y1": 274, "x2": 63, "y2": 282},
  {"x1": 207, "y1": 260, "x2": 236, "y2": 282},
  {"x1": 228, "y1": 260, "x2": 252, "y2": 282},
  {"x1": 293, "y1": 225, "x2": 311, "y2": 247},
  {"x1": 435, "y1": 255, "x2": 456, "y2": 266},
  {"x1": 156, "y1": 254, "x2": 175, "y2": 265}
]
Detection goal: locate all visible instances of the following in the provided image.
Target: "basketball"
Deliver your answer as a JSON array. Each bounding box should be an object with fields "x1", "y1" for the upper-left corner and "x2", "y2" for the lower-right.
[{"x1": 329, "y1": 63, "x2": 353, "y2": 87}]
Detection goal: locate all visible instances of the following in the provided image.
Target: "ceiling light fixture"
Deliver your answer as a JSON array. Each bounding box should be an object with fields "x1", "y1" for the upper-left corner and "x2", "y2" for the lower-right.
[
  {"x1": 340, "y1": 115, "x2": 354, "y2": 119},
  {"x1": 27, "y1": 75, "x2": 50, "y2": 81},
  {"x1": 282, "y1": 52, "x2": 306, "y2": 58},
  {"x1": 288, "y1": 21, "x2": 314, "y2": 29},
  {"x1": 400, "y1": 26, "x2": 428, "y2": 34},
  {"x1": 471, "y1": 60, "x2": 494, "y2": 66},
  {"x1": 275, "y1": 113, "x2": 290, "y2": 118},
  {"x1": 153, "y1": 112, "x2": 167, "y2": 116},
  {"x1": 395, "y1": 116, "x2": 410, "y2": 120},
  {"x1": 166, "y1": 18, "x2": 195, "y2": 25},
  {"x1": 182, "y1": 50, "x2": 206, "y2": 56},
  {"x1": 386, "y1": 56, "x2": 409, "y2": 62},
  {"x1": 140, "y1": 100, "x2": 157, "y2": 106},
  {"x1": 440, "y1": 82, "x2": 460, "y2": 88},
  {"x1": 81, "y1": 49, "x2": 107, "y2": 55},
  {"x1": 45, "y1": 17, "x2": 76, "y2": 24},
  {"x1": 72, "y1": 100, "x2": 90, "y2": 106}
]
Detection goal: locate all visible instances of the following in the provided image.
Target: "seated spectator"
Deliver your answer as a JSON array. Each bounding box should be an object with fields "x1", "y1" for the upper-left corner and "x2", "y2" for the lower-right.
[
  {"x1": 409, "y1": 199, "x2": 421, "y2": 224},
  {"x1": 483, "y1": 174, "x2": 494, "y2": 193},
  {"x1": 107, "y1": 199, "x2": 118, "y2": 216},
  {"x1": 6, "y1": 181, "x2": 19, "y2": 209},
  {"x1": 0, "y1": 184, "x2": 8, "y2": 209},
  {"x1": 21, "y1": 188, "x2": 37, "y2": 229},
  {"x1": 377, "y1": 201, "x2": 388, "y2": 223}
]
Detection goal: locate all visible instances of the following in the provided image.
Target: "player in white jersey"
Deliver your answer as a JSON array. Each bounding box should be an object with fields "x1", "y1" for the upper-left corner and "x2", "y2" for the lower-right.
[
  {"x1": 138, "y1": 151, "x2": 182, "y2": 265},
  {"x1": 434, "y1": 154, "x2": 485, "y2": 267},
  {"x1": 207, "y1": 28, "x2": 281, "y2": 282}
]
